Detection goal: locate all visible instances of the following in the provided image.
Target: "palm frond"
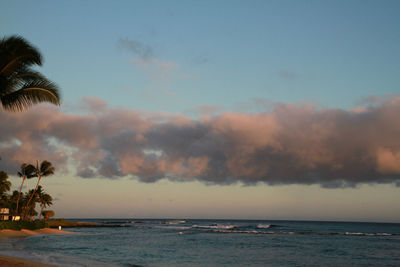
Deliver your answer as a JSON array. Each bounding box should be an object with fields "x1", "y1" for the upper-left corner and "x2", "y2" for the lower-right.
[
  {"x1": 40, "y1": 160, "x2": 55, "y2": 176},
  {"x1": 40, "y1": 160, "x2": 52, "y2": 171},
  {"x1": 1, "y1": 79, "x2": 60, "y2": 111},
  {"x1": 41, "y1": 193, "x2": 53, "y2": 206},
  {"x1": 3, "y1": 69, "x2": 48, "y2": 96},
  {"x1": 0, "y1": 171, "x2": 11, "y2": 193},
  {"x1": 0, "y1": 171, "x2": 8, "y2": 180},
  {"x1": 36, "y1": 185, "x2": 44, "y2": 195},
  {"x1": 25, "y1": 164, "x2": 37, "y2": 178},
  {"x1": 14, "y1": 69, "x2": 48, "y2": 84},
  {"x1": 18, "y1": 163, "x2": 28, "y2": 177},
  {"x1": 0, "y1": 36, "x2": 42, "y2": 76},
  {"x1": 0, "y1": 35, "x2": 61, "y2": 112}
]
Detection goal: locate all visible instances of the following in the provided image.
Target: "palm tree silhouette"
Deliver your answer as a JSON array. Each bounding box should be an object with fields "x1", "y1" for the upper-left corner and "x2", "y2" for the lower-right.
[
  {"x1": 15, "y1": 163, "x2": 36, "y2": 216},
  {"x1": 23, "y1": 189, "x2": 38, "y2": 220},
  {"x1": 23, "y1": 160, "x2": 55, "y2": 219},
  {"x1": 36, "y1": 186, "x2": 53, "y2": 220},
  {"x1": 0, "y1": 171, "x2": 11, "y2": 197},
  {"x1": 0, "y1": 35, "x2": 60, "y2": 111},
  {"x1": 0, "y1": 171, "x2": 11, "y2": 210}
]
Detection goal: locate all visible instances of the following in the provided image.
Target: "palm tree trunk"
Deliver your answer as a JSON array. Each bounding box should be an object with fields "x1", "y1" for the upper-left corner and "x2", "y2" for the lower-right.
[
  {"x1": 23, "y1": 175, "x2": 41, "y2": 220},
  {"x1": 15, "y1": 176, "x2": 26, "y2": 218}
]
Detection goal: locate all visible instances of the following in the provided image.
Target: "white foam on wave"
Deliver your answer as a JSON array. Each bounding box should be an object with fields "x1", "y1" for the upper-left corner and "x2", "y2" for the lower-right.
[
  {"x1": 156, "y1": 226, "x2": 192, "y2": 230},
  {"x1": 208, "y1": 230, "x2": 396, "y2": 236},
  {"x1": 166, "y1": 220, "x2": 186, "y2": 225},
  {"x1": 193, "y1": 224, "x2": 237, "y2": 230},
  {"x1": 344, "y1": 232, "x2": 393, "y2": 236},
  {"x1": 212, "y1": 230, "x2": 275, "y2": 234},
  {"x1": 256, "y1": 224, "x2": 271, "y2": 229}
]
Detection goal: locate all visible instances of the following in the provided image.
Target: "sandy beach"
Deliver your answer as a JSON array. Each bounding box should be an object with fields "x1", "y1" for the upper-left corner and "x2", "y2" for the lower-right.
[{"x1": 0, "y1": 228, "x2": 75, "y2": 266}]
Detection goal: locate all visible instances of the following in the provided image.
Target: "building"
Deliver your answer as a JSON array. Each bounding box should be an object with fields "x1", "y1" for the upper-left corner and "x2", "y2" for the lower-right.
[{"x1": 0, "y1": 208, "x2": 10, "y2": 220}]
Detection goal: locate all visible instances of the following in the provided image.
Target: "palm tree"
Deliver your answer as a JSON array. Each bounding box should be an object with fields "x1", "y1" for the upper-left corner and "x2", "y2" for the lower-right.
[
  {"x1": 0, "y1": 35, "x2": 60, "y2": 111},
  {"x1": 15, "y1": 163, "x2": 36, "y2": 215},
  {"x1": 36, "y1": 186, "x2": 53, "y2": 220},
  {"x1": 8, "y1": 190, "x2": 19, "y2": 217},
  {"x1": 0, "y1": 171, "x2": 11, "y2": 199},
  {"x1": 23, "y1": 189, "x2": 38, "y2": 220},
  {"x1": 23, "y1": 160, "x2": 55, "y2": 219}
]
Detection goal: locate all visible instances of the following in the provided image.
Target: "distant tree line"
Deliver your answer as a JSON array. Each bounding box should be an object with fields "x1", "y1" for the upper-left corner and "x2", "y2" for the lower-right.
[{"x1": 0, "y1": 160, "x2": 55, "y2": 221}]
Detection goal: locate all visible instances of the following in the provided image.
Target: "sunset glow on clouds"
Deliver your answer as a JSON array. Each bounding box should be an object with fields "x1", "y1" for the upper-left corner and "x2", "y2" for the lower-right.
[
  {"x1": 2, "y1": 96, "x2": 400, "y2": 188},
  {"x1": 2, "y1": 0, "x2": 400, "y2": 221}
]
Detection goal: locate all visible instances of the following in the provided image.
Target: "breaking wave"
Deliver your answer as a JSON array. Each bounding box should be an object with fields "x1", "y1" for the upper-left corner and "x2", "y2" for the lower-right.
[
  {"x1": 209, "y1": 230, "x2": 396, "y2": 236},
  {"x1": 256, "y1": 224, "x2": 271, "y2": 229}
]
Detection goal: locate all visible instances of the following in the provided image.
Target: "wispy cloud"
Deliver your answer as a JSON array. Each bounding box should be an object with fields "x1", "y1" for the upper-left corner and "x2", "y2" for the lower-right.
[
  {"x1": 2, "y1": 96, "x2": 400, "y2": 188},
  {"x1": 118, "y1": 38, "x2": 189, "y2": 99},
  {"x1": 118, "y1": 38, "x2": 154, "y2": 61}
]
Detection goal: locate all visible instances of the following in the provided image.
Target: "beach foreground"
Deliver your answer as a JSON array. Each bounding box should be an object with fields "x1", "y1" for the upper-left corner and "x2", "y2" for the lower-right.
[{"x1": 0, "y1": 228, "x2": 75, "y2": 267}]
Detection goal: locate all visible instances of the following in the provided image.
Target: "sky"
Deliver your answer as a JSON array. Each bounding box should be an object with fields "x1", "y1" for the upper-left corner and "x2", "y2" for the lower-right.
[{"x1": 1, "y1": 0, "x2": 400, "y2": 222}]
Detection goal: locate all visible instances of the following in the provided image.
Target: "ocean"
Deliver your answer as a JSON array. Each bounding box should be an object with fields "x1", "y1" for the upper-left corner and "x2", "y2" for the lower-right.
[{"x1": 0, "y1": 219, "x2": 399, "y2": 266}]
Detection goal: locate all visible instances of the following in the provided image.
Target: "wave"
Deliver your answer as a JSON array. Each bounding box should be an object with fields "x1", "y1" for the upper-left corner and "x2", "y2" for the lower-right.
[
  {"x1": 207, "y1": 230, "x2": 396, "y2": 236},
  {"x1": 165, "y1": 220, "x2": 187, "y2": 225},
  {"x1": 96, "y1": 220, "x2": 130, "y2": 224},
  {"x1": 156, "y1": 226, "x2": 192, "y2": 230},
  {"x1": 192, "y1": 224, "x2": 238, "y2": 230},
  {"x1": 0, "y1": 249, "x2": 117, "y2": 267},
  {"x1": 66, "y1": 220, "x2": 398, "y2": 238},
  {"x1": 210, "y1": 230, "x2": 274, "y2": 234},
  {"x1": 256, "y1": 224, "x2": 271, "y2": 229},
  {"x1": 344, "y1": 232, "x2": 393, "y2": 236}
]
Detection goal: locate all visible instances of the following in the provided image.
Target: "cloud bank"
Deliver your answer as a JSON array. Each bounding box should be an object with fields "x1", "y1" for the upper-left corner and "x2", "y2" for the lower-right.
[{"x1": 1, "y1": 97, "x2": 400, "y2": 188}]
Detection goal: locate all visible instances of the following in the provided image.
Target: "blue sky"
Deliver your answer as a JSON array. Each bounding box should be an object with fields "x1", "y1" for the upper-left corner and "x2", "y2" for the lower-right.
[
  {"x1": 1, "y1": 0, "x2": 400, "y2": 221},
  {"x1": 3, "y1": 0, "x2": 399, "y2": 113}
]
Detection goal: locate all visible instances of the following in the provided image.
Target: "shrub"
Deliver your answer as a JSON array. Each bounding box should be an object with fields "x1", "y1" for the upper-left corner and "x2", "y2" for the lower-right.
[
  {"x1": 42, "y1": 210, "x2": 55, "y2": 221},
  {"x1": 0, "y1": 220, "x2": 48, "y2": 230}
]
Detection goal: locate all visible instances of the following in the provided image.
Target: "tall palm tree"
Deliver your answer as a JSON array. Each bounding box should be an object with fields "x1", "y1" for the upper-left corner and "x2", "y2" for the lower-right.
[
  {"x1": 36, "y1": 186, "x2": 53, "y2": 220},
  {"x1": 23, "y1": 160, "x2": 55, "y2": 219},
  {"x1": 0, "y1": 35, "x2": 60, "y2": 111},
  {"x1": 15, "y1": 163, "x2": 36, "y2": 215}
]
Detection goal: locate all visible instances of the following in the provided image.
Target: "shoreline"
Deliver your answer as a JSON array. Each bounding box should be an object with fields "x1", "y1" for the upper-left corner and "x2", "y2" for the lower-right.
[
  {"x1": 0, "y1": 228, "x2": 75, "y2": 267},
  {"x1": 0, "y1": 228, "x2": 75, "y2": 240}
]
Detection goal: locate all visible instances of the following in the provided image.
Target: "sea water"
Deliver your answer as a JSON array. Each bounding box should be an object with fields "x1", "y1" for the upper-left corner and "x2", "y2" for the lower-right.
[{"x1": 0, "y1": 219, "x2": 399, "y2": 266}]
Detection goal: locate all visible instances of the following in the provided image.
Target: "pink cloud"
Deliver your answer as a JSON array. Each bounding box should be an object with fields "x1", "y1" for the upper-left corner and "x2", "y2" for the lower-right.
[{"x1": 1, "y1": 96, "x2": 400, "y2": 187}]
